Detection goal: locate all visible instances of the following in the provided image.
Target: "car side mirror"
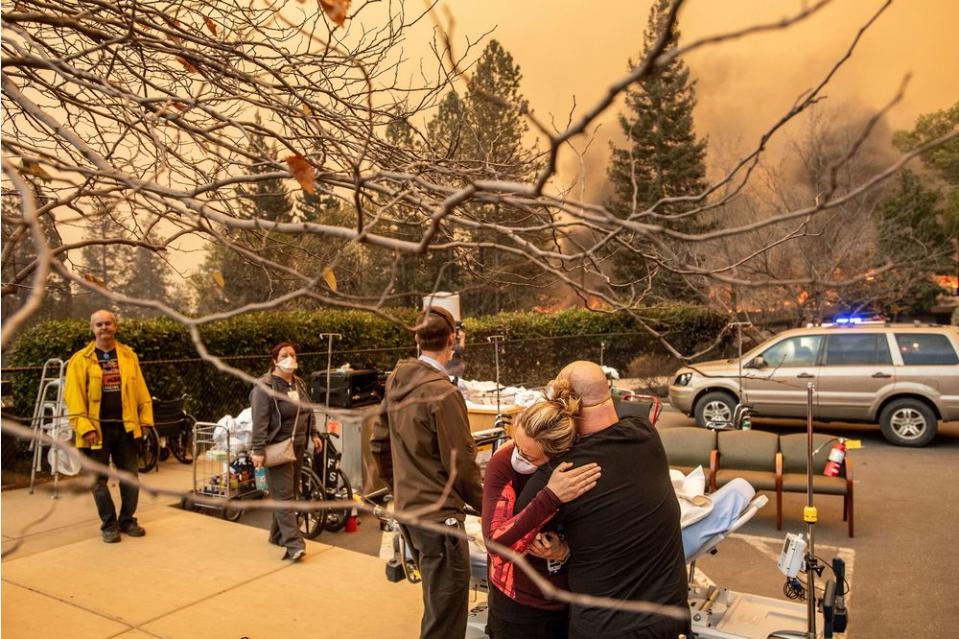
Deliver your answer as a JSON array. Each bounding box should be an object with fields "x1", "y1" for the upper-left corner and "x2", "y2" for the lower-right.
[{"x1": 749, "y1": 356, "x2": 766, "y2": 369}]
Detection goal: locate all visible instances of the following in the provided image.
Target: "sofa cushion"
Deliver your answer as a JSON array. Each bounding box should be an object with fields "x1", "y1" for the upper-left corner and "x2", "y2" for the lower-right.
[
  {"x1": 715, "y1": 469, "x2": 778, "y2": 491},
  {"x1": 779, "y1": 433, "x2": 841, "y2": 475},
  {"x1": 717, "y1": 430, "x2": 779, "y2": 472},
  {"x1": 781, "y1": 473, "x2": 848, "y2": 495},
  {"x1": 660, "y1": 427, "x2": 716, "y2": 469}
]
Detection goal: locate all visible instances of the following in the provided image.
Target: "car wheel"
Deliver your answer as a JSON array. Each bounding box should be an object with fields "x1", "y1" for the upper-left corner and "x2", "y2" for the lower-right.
[
  {"x1": 880, "y1": 399, "x2": 937, "y2": 447},
  {"x1": 694, "y1": 391, "x2": 737, "y2": 428}
]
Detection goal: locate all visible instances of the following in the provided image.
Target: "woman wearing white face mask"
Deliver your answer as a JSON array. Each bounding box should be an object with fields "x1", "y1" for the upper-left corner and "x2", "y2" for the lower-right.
[
  {"x1": 250, "y1": 342, "x2": 323, "y2": 561},
  {"x1": 481, "y1": 379, "x2": 602, "y2": 639}
]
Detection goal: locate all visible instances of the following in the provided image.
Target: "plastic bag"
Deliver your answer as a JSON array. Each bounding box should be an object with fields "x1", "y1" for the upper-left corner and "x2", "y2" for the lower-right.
[
  {"x1": 47, "y1": 415, "x2": 81, "y2": 476},
  {"x1": 213, "y1": 408, "x2": 254, "y2": 454}
]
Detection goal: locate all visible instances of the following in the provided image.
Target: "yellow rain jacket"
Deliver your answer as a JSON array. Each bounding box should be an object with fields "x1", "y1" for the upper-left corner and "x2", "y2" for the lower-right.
[{"x1": 64, "y1": 341, "x2": 153, "y2": 447}]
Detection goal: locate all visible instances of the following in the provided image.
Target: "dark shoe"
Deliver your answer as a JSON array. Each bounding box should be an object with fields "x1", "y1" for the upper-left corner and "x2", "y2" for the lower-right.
[
  {"x1": 119, "y1": 523, "x2": 146, "y2": 537},
  {"x1": 102, "y1": 528, "x2": 121, "y2": 543},
  {"x1": 282, "y1": 548, "x2": 305, "y2": 562}
]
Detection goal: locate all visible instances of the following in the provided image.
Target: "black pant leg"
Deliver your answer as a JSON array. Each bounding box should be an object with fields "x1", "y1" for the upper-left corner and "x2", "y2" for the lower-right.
[
  {"x1": 265, "y1": 443, "x2": 305, "y2": 552},
  {"x1": 110, "y1": 426, "x2": 140, "y2": 527},
  {"x1": 487, "y1": 608, "x2": 568, "y2": 639},
  {"x1": 407, "y1": 522, "x2": 471, "y2": 639},
  {"x1": 82, "y1": 435, "x2": 117, "y2": 531}
]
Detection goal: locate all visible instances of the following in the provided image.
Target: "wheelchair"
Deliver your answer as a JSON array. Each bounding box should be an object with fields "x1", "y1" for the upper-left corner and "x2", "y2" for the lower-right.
[
  {"x1": 139, "y1": 397, "x2": 196, "y2": 473},
  {"x1": 297, "y1": 430, "x2": 354, "y2": 539}
]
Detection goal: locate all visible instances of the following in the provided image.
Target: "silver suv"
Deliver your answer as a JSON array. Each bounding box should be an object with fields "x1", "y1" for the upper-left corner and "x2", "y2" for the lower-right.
[{"x1": 668, "y1": 322, "x2": 959, "y2": 446}]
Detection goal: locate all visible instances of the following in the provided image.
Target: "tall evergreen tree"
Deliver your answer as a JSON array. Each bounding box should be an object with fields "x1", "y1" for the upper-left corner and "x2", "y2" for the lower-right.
[
  {"x1": 357, "y1": 114, "x2": 449, "y2": 306},
  {"x1": 196, "y1": 133, "x2": 296, "y2": 313},
  {"x1": 425, "y1": 40, "x2": 547, "y2": 315},
  {"x1": 74, "y1": 206, "x2": 130, "y2": 317},
  {"x1": 121, "y1": 234, "x2": 173, "y2": 318},
  {"x1": 607, "y1": 0, "x2": 708, "y2": 300},
  {"x1": 293, "y1": 188, "x2": 367, "y2": 298},
  {"x1": 1, "y1": 191, "x2": 74, "y2": 322},
  {"x1": 461, "y1": 40, "x2": 533, "y2": 178}
]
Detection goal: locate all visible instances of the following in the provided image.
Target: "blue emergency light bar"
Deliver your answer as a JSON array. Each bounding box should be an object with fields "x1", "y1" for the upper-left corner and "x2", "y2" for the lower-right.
[{"x1": 833, "y1": 316, "x2": 862, "y2": 325}]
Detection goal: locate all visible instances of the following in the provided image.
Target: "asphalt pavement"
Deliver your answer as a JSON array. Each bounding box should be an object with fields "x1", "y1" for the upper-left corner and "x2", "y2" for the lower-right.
[{"x1": 657, "y1": 404, "x2": 959, "y2": 639}]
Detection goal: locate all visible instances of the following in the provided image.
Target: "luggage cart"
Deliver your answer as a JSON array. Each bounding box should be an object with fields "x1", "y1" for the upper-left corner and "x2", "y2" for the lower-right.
[{"x1": 183, "y1": 421, "x2": 261, "y2": 521}]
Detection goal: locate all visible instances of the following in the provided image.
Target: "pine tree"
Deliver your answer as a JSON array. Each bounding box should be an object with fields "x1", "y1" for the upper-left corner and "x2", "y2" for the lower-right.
[
  {"x1": 607, "y1": 0, "x2": 708, "y2": 300},
  {"x1": 424, "y1": 40, "x2": 547, "y2": 315},
  {"x1": 1, "y1": 192, "x2": 74, "y2": 322},
  {"x1": 293, "y1": 189, "x2": 366, "y2": 298},
  {"x1": 196, "y1": 133, "x2": 296, "y2": 313},
  {"x1": 462, "y1": 40, "x2": 532, "y2": 179},
  {"x1": 120, "y1": 234, "x2": 173, "y2": 318},
  {"x1": 74, "y1": 206, "x2": 130, "y2": 317}
]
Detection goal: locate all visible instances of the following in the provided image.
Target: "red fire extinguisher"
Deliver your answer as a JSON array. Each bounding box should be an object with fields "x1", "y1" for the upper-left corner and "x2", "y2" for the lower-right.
[{"x1": 824, "y1": 440, "x2": 846, "y2": 477}]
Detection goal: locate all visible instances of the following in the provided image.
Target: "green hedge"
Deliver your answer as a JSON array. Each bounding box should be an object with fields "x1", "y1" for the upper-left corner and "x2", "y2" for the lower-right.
[
  {"x1": 5, "y1": 306, "x2": 726, "y2": 420},
  {"x1": 460, "y1": 306, "x2": 728, "y2": 385}
]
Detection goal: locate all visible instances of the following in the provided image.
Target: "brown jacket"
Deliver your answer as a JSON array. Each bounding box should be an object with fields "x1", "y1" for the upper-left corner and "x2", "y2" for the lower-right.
[{"x1": 370, "y1": 358, "x2": 483, "y2": 522}]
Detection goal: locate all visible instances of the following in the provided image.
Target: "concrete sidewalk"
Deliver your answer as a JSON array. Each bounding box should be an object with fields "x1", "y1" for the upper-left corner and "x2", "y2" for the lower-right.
[{"x1": 2, "y1": 464, "x2": 426, "y2": 638}]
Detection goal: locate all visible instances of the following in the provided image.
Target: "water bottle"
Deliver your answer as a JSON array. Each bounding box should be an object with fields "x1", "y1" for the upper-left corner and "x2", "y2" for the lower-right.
[{"x1": 255, "y1": 466, "x2": 269, "y2": 493}]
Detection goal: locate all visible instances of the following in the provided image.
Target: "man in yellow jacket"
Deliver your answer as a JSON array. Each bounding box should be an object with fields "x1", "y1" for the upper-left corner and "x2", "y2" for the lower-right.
[{"x1": 65, "y1": 310, "x2": 154, "y2": 543}]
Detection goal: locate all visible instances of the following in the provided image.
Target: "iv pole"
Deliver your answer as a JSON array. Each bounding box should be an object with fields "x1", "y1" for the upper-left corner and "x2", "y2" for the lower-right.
[
  {"x1": 487, "y1": 335, "x2": 505, "y2": 417},
  {"x1": 804, "y1": 382, "x2": 819, "y2": 639},
  {"x1": 319, "y1": 333, "x2": 342, "y2": 429}
]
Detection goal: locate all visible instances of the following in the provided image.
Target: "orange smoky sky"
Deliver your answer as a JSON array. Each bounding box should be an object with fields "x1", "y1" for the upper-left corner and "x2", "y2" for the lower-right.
[
  {"x1": 46, "y1": 1, "x2": 959, "y2": 275},
  {"x1": 394, "y1": 0, "x2": 959, "y2": 199}
]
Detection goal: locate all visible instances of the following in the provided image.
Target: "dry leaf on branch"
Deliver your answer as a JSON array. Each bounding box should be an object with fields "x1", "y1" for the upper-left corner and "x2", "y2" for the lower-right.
[
  {"x1": 176, "y1": 56, "x2": 200, "y2": 74},
  {"x1": 19, "y1": 159, "x2": 52, "y2": 182},
  {"x1": 322, "y1": 266, "x2": 337, "y2": 292},
  {"x1": 285, "y1": 155, "x2": 317, "y2": 194},
  {"x1": 212, "y1": 271, "x2": 225, "y2": 288},
  {"x1": 319, "y1": 0, "x2": 351, "y2": 27},
  {"x1": 83, "y1": 273, "x2": 105, "y2": 287},
  {"x1": 204, "y1": 17, "x2": 218, "y2": 36}
]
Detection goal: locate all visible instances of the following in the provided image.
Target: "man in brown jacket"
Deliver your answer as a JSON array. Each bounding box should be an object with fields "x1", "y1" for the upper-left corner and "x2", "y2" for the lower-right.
[{"x1": 371, "y1": 306, "x2": 483, "y2": 639}]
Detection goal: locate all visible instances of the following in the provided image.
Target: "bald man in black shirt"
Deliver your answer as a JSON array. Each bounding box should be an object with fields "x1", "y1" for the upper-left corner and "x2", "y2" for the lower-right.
[{"x1": 516, "y1": 361, "x2": 689, "y2": 639}]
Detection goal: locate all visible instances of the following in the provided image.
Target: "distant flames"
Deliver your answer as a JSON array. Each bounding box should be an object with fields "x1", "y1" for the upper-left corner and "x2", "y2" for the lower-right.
[
  {"x1": 932, "y1": 274, "x2": 958, "y2": 291},
  {"x1": 534, "y1": 294, "x2": 609, "y2": 313}
]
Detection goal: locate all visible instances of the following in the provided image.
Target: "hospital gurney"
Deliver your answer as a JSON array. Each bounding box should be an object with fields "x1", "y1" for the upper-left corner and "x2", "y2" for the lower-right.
[{"x1": 382, "y1": 476, "x2": 820, "y2": 639}]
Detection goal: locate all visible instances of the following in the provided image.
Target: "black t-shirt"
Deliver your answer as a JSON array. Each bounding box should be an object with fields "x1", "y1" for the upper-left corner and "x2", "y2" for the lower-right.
[
  {"x1": 95, "y1": 348, "x2": 123, "y2": 424},
  {"x1": 515, "y1": 416, "x2": 689, "y2": 638}
]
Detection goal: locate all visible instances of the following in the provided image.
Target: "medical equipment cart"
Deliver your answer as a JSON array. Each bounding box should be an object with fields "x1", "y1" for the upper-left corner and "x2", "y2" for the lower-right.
[{"x1": 182, "y1": 421, "x2": 261, "y2": 521}]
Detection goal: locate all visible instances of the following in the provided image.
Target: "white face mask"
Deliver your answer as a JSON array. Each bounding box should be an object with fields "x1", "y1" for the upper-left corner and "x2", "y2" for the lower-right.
[
  {"x1": 510, "y1": 445, "x2": 539, "y2": 475},
  {"x1": 276, "y1": 356, "x2": 297, "y2": 373}
]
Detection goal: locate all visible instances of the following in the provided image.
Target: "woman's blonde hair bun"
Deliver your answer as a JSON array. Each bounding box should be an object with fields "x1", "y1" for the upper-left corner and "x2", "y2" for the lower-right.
[{"x1": 544, "y1": 377, "x2": 581, "y2": 417}]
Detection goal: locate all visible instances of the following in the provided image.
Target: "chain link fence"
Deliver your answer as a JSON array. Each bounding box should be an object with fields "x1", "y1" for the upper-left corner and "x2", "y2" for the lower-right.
[{"x1": 1, "y1": 331, "x2": 697, "y2": 424}]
